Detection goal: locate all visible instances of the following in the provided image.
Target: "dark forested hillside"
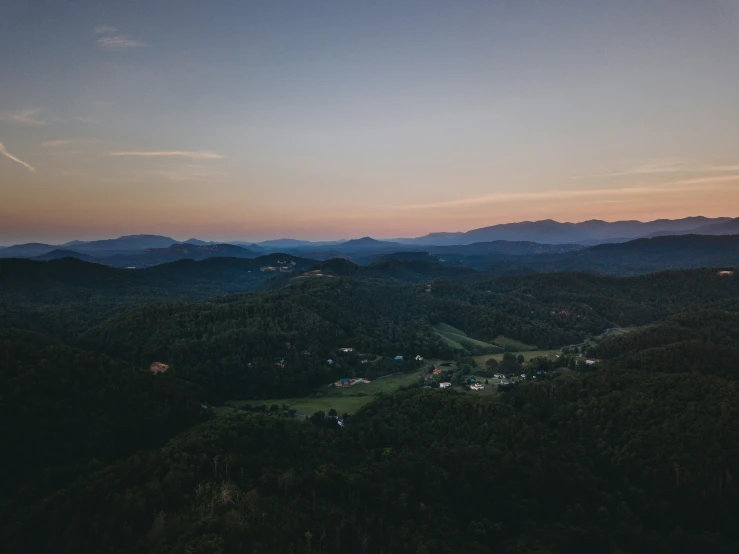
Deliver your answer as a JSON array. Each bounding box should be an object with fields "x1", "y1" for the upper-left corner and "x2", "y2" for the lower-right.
[
  {"x1": 0, "y1": 329, "x2": 210, "y2": 525},
  {"x1": 2, "y1": 259, "x2": 739, "y2": 553},
  {"x1": 590, "y1": 309, "x2": 739, "y2": 379},
  {"x1": 7, "y1": 376, "x2": 739, "y2": 554}
]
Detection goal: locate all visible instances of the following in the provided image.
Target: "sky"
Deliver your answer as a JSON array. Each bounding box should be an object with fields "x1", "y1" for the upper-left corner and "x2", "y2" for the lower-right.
[{"x1": 1, "y1": 0, "x2": 739, "y2": 244}]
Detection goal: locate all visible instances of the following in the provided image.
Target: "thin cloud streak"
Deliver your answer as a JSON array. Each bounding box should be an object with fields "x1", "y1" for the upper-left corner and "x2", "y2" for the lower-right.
[
  {"x1": 97, "y1": 36, "x2": 148, "y2": 50},
  {"x1": 395, "y1": 175, "x2": 739, "y2": 211},
  {"x1": 94, "y1": 25, "x2": 117, "y2": 34},
  {"x1": 42, "y1": 140, "x2": 72, "y2": 148},
  {"x1": 0, "y1": 142, "x2": 36, "y2": 173},
  {"x1": 0, "y1": 108, "x2": 46, "y2": 126},
  {"x1": 109, "y1": 151, "x2": 225, "y2": 160},
  {"x1": 585, "y1": 160, "x2": 739, "y2": 179}
]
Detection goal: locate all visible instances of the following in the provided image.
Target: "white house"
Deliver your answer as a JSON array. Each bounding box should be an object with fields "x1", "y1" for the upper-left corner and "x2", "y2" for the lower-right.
[
  {"x1": 415, "y1": 355, "x2": 423, "y2": 361},
  {"x1": 340, "y1": 348, "x2": 355, "y2": 353},
  {"x1": 585, "y1": 359, "x2": 597, "y2": 366},
  {"x1": 439, "y1": 382, "x2": 452, "y2": 388}
]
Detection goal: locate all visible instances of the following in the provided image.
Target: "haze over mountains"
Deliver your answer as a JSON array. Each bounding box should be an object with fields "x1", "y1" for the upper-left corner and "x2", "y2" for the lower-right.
[{"x1": 1, "y1": 216, "x2": 738, "y2": 274}]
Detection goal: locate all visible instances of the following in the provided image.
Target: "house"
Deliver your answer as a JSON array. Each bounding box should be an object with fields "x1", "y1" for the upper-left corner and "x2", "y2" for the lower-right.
[
  {"x1": 439, "y1": 382, "x2": 452, "y2": 388},
  {"x1": 585, "y1": 360, "x2": 597, "y2": 366},
  {"x1": 719, "y1": 270, "x2": 734, "y2": 276},
  {"x1": 394, "y1": 355, "x2": 404, "y2": 361},
  {"x1": 338, "y1": 378, "x2": 351, "y2": 387},
  {"x1": 279, "y1": 266, "x2": 293, "y2": 273},
  {"x1": 340, "y1": 348, "x2": 355, "y2": 353},
  {"x1": 415, "y1": 355, "x2": 423, "y2": 361},
  {"x1": 150, "y1": 362, "x2": 169, "y2": 374},
  {"x1": 520, "y1": 373, "x2": 527, "y2": 378},
  {"x1": 360, "y1": 359, "x2": 368, "y2": 363},
  {"x1": 493, "y1": 373, "x2": 505, "y2": 379},
  {"x1": 433, "y1": 368, "x2": 442, "y2": 375},
  {"x1": 327, "y1": 359, "x2": 334, "y2": 365},
  {"x1": 470, "y1": 383, "x2": 485, "y2": 391},
  {"x1": 260, "y1": 266, "x2": 278, "y2": 272}
]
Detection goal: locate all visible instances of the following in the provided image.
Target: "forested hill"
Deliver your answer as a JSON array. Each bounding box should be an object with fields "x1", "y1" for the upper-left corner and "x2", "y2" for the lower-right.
[
  {"x1": 2, "y1": 262, "x2": 739, "y2": 552},
  {"x1": 590, "y1": 308, "x2": 739, "y2": 379},
  {"x1": 71, "y1": 268, "x2": 737, "y2": 399},
  {"x1": 8, "y1": 376, "x2": 739, "y2": 554}
]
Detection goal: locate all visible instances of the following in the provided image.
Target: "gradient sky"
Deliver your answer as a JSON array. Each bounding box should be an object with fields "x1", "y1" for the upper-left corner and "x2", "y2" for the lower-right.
[{"x1": 2, "y1": 0, "x2": 739, "y2": 244}]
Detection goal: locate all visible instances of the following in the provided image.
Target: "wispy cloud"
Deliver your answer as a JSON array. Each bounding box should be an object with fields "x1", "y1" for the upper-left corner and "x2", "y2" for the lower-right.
[
  {"x1": 394, "y1": 175, "x2": 739, "y2": 211},
  {"x1": 583, "y1": 159, "x2": 739, "y2": 179},
  {"x1": 94, "y1": 25, "x2": 117, "y2": 34},
  {"x1": 42, "y1": 139, "x2": 72, "y2": 148},
  {"x1": 0, "y1": 142, "x2": 36, "y2": 173},
  {"x1": 0, "y1": 108, "x2": 46, "y2": 126},
  {"x1": 591, "y1": 159, "x2": 687, "y2": 178},
  {"x1": 97, "y1": 35, "x2": 148, "y2": 50},
  {"x1": 109, "y1": 151, "x2": 225, "y2": 160}
]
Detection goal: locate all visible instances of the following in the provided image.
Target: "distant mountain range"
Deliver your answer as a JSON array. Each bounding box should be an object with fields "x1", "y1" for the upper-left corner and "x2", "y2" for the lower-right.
[
  {"x1": 1, "y1": 216, "x2": 738, "y2": 269},
  {"x1": 392, "y1": 216, "x2": 736, "y2": 245}
]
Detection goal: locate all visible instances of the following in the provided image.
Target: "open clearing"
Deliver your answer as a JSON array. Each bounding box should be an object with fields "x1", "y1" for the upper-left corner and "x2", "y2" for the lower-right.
[
  {"x1": 490, "y1": 335, "x2": 537, "y2": 351},
  {"x1": 433, "y1": 323, "x2": 501, "y2": 351},
  {"x1": 231, "y1": 368, "x2": 425, "y2": 415}
]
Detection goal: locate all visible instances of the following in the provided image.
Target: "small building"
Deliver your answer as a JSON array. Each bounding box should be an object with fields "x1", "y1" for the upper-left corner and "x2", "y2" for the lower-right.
[
  {"x1": 470, "y1": 383, "x2": 485, "y2": 391},
  {"x1": 260, "y1": 266, "x2": 278, "y2": 272},
  {"x1": 360, "y1": 359, "x2": 368, "y2": 363},
  {"x1": 439, "y1": 382, "x2": 452, "y2": 388},
  {"x1": 338, "y1": 378, "x2": 351, "y2": 387},
  {"x1": 150, "y1": 362, "x2": 169, "y2": 374},
  {"x1": 340, "y1": 348, "x2": 355, "y2": 353},
  {"x1": 394, "y1": 355, "x2": 404, "y2": 361},
  {"x1": 433, "y1": 368, "x2": 442, "y2": 375},
  {"x1": 585, "y1": 360, "x2": 597, "y2": 366},
  {"x1": 415, "y1": 355, "x2": 423, "y2": 361},
  {"x1": 327, "y1": 359, "x2": 334, "y2": 365}
]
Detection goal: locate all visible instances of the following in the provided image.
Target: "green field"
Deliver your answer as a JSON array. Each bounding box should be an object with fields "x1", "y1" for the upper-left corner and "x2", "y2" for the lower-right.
[
  {"x1": 231, "y1": 368, "x2": 426, "y2": 416},
  {"x1": 490, "y1": 335, "x2": 537, "y2": 351},
  {"x1": 433, "y1": 323, "x2": 501, "y2": 351}
]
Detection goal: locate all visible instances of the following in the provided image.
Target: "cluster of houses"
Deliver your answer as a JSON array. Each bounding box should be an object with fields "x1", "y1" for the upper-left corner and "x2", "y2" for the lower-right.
[
  {"x1": 393, "y1": 355, "x2": 423, "y2": 361},
  {"x1": 260, "y1": 261, "x2": 297, "y2": 273},
  {"x1": 333, "y1": 377, "x2": 371, "y2": 388},
  {"x1": 470, "y1": 383, "x2": 485, "y2": 391}
]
